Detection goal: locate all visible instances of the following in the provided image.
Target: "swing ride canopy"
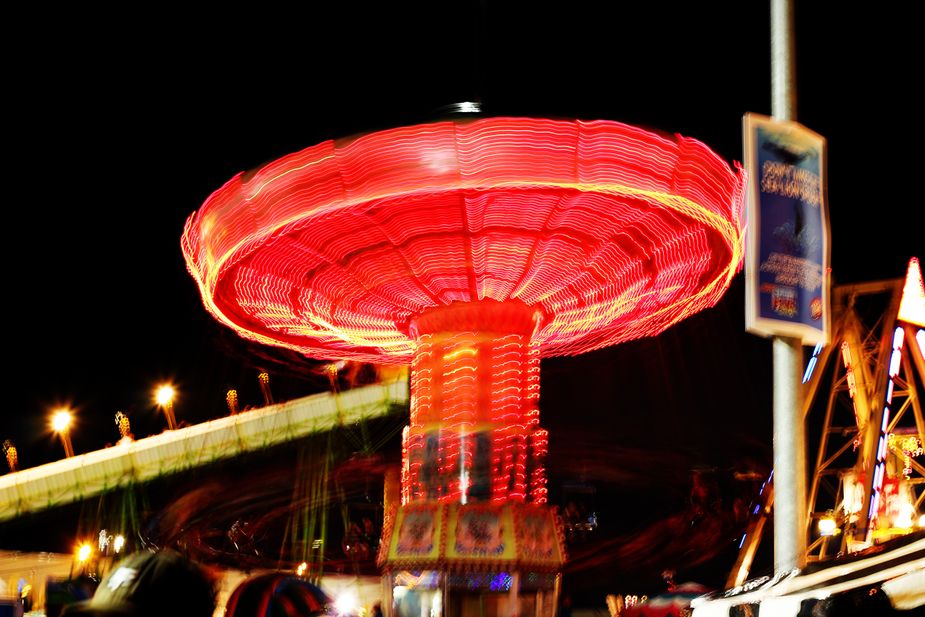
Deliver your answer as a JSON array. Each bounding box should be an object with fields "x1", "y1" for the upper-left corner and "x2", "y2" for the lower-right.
[{"x1": 181, "y1": 116, "x2": 746, "y2": 363}]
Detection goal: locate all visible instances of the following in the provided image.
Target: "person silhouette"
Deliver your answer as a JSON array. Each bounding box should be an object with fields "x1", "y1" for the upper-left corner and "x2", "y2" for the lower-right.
[{"x1": 61, "y1": 549, "x2": 216, "y2": 617}]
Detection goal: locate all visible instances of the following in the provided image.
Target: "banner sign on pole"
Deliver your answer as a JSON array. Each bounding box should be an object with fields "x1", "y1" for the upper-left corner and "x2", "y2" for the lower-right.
[{"x1": 744, "y1": 112, "x2": 830, "y2": 345}]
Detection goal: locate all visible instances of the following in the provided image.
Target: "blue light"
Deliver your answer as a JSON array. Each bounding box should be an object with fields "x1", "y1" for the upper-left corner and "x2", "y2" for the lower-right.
[
  {"x1": 489, "y1": 572, "x2": 512, "y2": 592},
  {"x1": 802, "y1": 343, "x2": 823, "y2": 383}
]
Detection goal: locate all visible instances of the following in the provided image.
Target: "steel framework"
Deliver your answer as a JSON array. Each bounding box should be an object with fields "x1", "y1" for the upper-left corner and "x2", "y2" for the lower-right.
[{"x1": 728, "y1": 258, "x2": 925, "y2": 586}]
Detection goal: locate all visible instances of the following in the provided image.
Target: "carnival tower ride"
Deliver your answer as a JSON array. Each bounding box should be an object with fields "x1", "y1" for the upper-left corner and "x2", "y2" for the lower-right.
[{"x1": 182, "y1": 116, "x2": 746, "y2": 616}]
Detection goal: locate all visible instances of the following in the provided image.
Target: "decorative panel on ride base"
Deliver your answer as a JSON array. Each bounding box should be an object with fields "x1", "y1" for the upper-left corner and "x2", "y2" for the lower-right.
[{"x1": 378, "y1": 502, "x2": 565, "y2": 572}]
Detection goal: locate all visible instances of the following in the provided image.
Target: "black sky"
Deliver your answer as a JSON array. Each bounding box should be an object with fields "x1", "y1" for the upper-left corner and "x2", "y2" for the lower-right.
[{"x1": 3, "y1": 0, "x2": 921, "y2": 595}]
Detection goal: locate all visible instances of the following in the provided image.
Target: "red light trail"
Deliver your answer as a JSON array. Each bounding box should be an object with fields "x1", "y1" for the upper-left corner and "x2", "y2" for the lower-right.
[
  {"x1": 183, "y1": 116, "x2": 746, "y2": 364},
  {"x1": 182, "y1": 115, "x2": 745, "y2": 571}
]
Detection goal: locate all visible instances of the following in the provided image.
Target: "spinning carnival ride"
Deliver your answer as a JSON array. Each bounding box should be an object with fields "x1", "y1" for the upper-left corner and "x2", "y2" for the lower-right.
[{"x1": 182, "y1": 115, "x2": 745, "y2": 616}]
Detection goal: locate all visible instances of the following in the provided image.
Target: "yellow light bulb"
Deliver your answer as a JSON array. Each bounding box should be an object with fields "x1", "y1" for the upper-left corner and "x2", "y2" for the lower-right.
[
  {"x1": 51, "y1": 410, "x2": 73, "y2": 433},
  {"x1": 77, "y1": 544, "x2": 92, "y2": 562}
]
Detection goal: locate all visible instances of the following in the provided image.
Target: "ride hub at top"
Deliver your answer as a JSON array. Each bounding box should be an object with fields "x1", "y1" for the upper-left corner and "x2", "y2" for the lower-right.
[{"x1": 182, "y1": 114, "x2": 745, "y2": 614}]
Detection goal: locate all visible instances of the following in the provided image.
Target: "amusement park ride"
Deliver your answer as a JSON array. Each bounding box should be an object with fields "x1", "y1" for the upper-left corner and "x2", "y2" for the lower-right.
[
  {"x1": 181, "y1": 113, "x2": 746, "y2": 617},
  {"x1": 727, "y1": 256, "x2": 925, "y2": 588}
]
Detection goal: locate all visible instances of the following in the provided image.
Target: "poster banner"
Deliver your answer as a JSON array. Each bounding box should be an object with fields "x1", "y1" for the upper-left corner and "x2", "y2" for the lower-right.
[
  {"x1": 744, "y1": 113, "x2": 830, "y2": 344},
  {"x1": 390, "y1": 503, "x2": 441, "y2": 561},
  {"x1": 514, "y1": 504, "x2": 563, "y2": 564},
  {"x1": 445, "y1": 504, "x2": 517, "y2": 561}
]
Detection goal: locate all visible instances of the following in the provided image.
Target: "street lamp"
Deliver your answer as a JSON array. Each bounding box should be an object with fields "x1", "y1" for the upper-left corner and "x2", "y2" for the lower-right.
[
  {"x1": 257, "y1": 372, "x2": 273, "y2": 406},
  {"x1": 114, "y1": 411, "x2": 133, "y2": 443},
  {"x1": 226, "y1": 389, "x2": 239, "y2": 415},
  {"x1": 3, "y1": 439, "x2": 17, "y2": 472},
  {"x1": 818, "y1": 512, "x2": 838, "y2": 537},
  {"x1": 51, "y1": 409, "x2": 75, "y2": 458},
  {"x1": 77, "y1": 543, "x2": 92, "y2": 564},
  {"x1": 155, "y1": 385, "x2": 177, "y2": 430}
]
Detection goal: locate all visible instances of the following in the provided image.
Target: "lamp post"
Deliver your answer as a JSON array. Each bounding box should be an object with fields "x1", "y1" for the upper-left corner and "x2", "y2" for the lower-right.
[
  {"x1": 155, "y1": 385, "x2": 177, "y2": 430},
  {"x1": 3, "y1": 439, "x2": 17, "y2": 472},
  {"x1": 257, "y1": 372, "x2": 273, "y2": 406},
  {"x1": 115, "y1": 411, "x2": 133, "y2": 442},
  {"x1": 51, "y1": 409, "x2": 75, "y2": 458},
  {"x1": 771, "y1": 0, "x2": 807, "y2": 573},
  {"x1": 75, "y1": 542, "x2": 92, "y2": 575},
  {"x1": 226, "y1": 389, "x2": 239, "y2": 415}
]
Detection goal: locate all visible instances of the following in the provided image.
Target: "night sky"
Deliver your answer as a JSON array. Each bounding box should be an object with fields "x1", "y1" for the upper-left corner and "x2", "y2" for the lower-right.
[{"x1": 3, "y1": 1, "x2": 920, "y2": 601}]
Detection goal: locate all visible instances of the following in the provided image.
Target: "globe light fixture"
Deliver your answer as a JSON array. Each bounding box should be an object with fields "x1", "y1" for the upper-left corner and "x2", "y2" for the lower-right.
[
  {"x1": 77, "y1": 543, "x2": 92, "y2": 563},
  {"x1": 51, "y1": 409, "x2": 75, "y2": 458},
  {"x1": 154, "y1": 384, "x2": 177, "y2": 430},
  {"x1": 818, "y1": 514, "x2": 838, "y2": 537},
  {"x1": 2, "y1": 439, "x2": 17, "y2": 472}
]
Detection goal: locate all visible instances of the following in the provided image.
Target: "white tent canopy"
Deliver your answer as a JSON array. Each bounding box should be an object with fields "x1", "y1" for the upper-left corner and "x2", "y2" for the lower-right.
[{"x1": 690, "y1": 532, "x2": 925, "y2": 616}]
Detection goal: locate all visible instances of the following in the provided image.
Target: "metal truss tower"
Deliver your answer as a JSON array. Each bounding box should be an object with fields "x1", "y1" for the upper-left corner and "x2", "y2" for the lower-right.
[{"x1": 728, "y1": 257, "x2": 924, "y2": 587}]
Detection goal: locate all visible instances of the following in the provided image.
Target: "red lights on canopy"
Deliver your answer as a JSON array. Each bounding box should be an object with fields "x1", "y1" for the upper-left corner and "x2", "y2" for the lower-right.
[{"x1": 182, "y1": 117, "x2": 746, "y2": 362}]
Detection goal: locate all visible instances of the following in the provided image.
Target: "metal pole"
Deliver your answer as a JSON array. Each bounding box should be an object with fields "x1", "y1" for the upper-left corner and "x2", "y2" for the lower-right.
[
  {"x1": 772, "y1": 338, "x2": 805, "y2": 571},
  {"x1": 62, "y1": 431, "x2": 75, "y2": 458},
  {"x1": 772, "y1": 0, "x2": 796, "y2": 122},
  {"x1": 164, "y1": 401, "x2": 177, "y2": 430},
  {"x1": 258, "y1": 371, "x2": 274, "y2": 406},
  {"x1": 771, "y1": 0, "x2": 807, "y2": 573}
]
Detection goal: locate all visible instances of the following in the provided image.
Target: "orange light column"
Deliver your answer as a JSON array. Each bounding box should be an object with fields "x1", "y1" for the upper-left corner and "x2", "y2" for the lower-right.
[{"x1": 402, "y1": 300, "x2": 546, "y2": 505}]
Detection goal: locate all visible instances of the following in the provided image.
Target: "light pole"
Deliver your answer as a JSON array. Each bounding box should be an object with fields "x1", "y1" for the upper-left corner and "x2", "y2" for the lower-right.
[
  {"x1": 226, "y1": 389, "x2": 239, "y2": 415},
  {"x1": 51, "y1": 409, "x2": 75, "y2": 458},
  {"x1": 3, "y1": 439, "x2": 18, "y2": 472},
  {"x1": 771, "y1": 0, "x2": 807, "y2": 573},
  {"x1": 155, "y1": 385, "x2": 177, "y2": 430},
  {"x1": 257, "y1": 372, "x2": 273, "y2": 406},
  {"x1": 115, "y1": 411, "x2": 133, "y2": 442}
]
